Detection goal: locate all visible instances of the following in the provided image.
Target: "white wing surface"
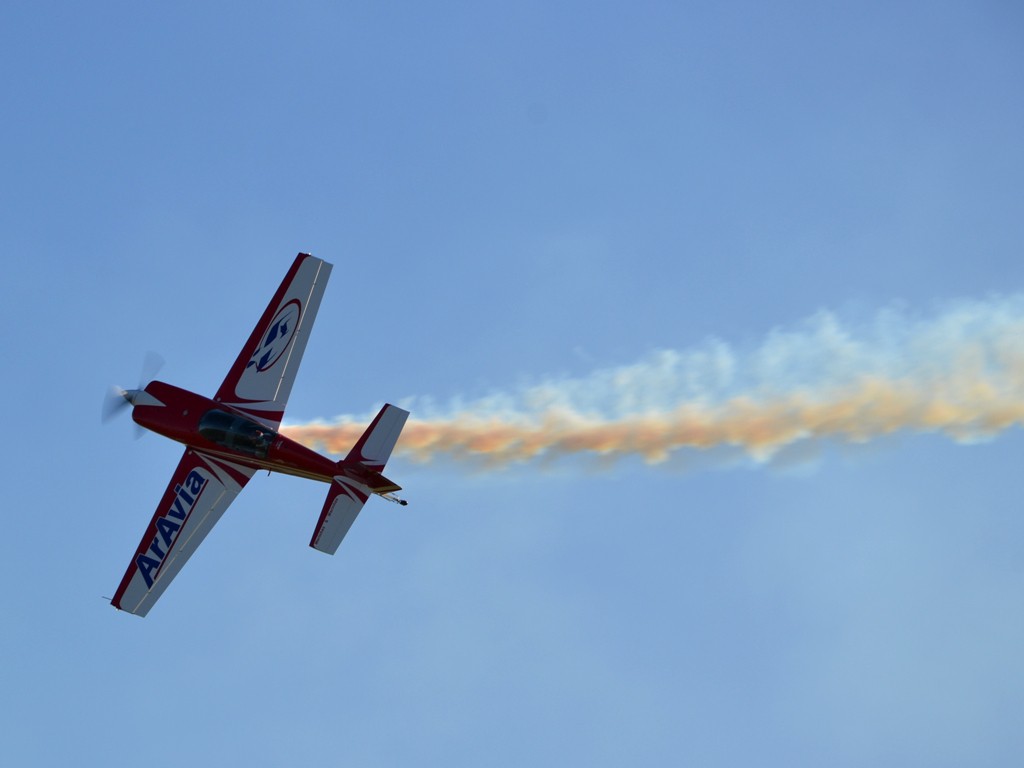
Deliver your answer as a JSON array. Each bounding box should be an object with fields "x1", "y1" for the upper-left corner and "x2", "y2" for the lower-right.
[
  {"x1": 309, "y1": 478, "x2": 369, "y2": 555},
  {"x1": 111, "y1": 450, "x2": 255, "y2": 617},
  {"x1": 214, "y1": 253, "x2": 332, "y2": 428}
]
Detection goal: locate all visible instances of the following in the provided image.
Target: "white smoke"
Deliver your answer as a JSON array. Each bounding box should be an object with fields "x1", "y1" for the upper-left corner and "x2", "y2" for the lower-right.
[{"x1": 283, "y1": 296, "x2": 1024, "y2": 467}]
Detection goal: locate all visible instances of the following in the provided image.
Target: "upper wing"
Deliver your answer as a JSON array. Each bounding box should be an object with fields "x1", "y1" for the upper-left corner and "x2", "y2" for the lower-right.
[
  {"x1": 214, "y1": 253, "x2": 332, "y2": 428},
  {"x1": 111, "y1": 450, "x2": 256, "y2": 617}
]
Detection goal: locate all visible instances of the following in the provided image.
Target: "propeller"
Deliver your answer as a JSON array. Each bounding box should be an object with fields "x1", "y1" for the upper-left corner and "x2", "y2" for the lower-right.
[
  {"x1": 139, "y1": 350, "x2": 164, "y2": 387},
  {"x1": 101, "y1": 385, "x2": 136, "y2": 423},
  {"x1": 102, "y1": 352, "x2": 165, "y2": 437}
]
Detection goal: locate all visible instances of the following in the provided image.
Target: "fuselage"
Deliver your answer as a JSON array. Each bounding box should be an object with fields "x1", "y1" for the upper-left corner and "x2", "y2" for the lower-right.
[{"x1": 132, "y1": 380, "x2": 338, "y2": 483}]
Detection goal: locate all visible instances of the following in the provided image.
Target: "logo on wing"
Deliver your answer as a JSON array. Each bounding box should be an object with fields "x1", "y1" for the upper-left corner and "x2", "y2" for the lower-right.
[
  {"x1": 248, "y1": 299, "x2": 301, "y2": 373},
  {"x1": 135, "y1": 468, "x2": 209, "y2": 589}
]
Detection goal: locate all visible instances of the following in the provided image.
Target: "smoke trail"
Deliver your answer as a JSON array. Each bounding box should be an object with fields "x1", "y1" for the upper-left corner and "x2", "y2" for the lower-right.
[{"x1": 282, "y1": 297, "x2": 1024, "y2": 467}]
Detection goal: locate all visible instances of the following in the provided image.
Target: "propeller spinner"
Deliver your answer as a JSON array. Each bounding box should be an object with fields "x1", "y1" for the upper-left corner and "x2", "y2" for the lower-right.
[{"x1": 102, "y1": 353, "x2": 165, "y2": 436}]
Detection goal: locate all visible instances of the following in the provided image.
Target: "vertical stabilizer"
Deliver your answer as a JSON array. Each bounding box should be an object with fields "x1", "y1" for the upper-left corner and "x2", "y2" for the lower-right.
[{"x1": 344, "y1": 404, "x2": 409, "y2": 470}]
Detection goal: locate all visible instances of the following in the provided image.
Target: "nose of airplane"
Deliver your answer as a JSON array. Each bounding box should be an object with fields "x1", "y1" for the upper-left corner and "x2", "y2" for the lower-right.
[{"x1": 102, "y1": 385, "x2": 134, "y2": 422}]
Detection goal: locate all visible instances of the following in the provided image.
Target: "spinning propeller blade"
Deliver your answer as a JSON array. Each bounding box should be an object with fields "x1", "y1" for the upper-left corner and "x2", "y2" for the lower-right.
[
  {"x1": 102, "y1": 386, "x2": 132, "y2": 423},
  {"x1": 102, "y1": 352, "x2": 166, "y2": 436}
]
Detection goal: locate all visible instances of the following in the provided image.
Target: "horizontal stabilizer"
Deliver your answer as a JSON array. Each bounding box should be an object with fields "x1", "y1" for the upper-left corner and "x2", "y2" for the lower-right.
[
  {"x1": 310, "y1": 479, "x2": 367, "y2": 555},
  {"x1": 336, "y1": 464, "x2": 401, "y2": 493}
]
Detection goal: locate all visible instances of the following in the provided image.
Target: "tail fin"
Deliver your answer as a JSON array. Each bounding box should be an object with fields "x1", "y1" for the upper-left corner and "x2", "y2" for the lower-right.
[
  {"x1": 309, "y1": 404, "x2": 409, "y2": 555},
  {"x1": 343, "y1": 403, "x2": 409, "y2": 471}
]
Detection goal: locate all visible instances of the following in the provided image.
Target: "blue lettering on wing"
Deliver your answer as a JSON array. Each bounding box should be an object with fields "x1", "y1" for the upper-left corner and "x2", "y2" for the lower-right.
[
  {"x1": 167, "y1": 497, "x2": 188, "y2": 520},
  {"x1": 184, "y1": 471, "x2": 205, "y2": 497},
  {"x1": 156, "y1": 517, "x2": 181, "y2": 546},
  {"x1": 137, "y1": 471, "x2": 209, "y2": 590},
  {"x1": 137, "y1": 555, "x2": 161, "y2": 589}
]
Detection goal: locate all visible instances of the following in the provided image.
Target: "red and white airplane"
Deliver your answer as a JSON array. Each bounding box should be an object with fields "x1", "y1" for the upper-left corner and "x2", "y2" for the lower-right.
[{"x1": 106, "y1": 253, "x2": 408, "y2": 617}]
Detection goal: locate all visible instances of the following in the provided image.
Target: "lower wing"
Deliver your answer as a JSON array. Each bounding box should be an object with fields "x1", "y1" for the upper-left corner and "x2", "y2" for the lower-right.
[{"x1": 111, "y1": 450, "x2": 256, "y2": 617}]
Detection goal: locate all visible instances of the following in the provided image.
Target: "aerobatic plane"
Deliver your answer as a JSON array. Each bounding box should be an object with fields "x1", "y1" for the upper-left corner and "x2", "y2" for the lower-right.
[{"x1": 105, "y1": 253, "x2": 408, "y2": 617}]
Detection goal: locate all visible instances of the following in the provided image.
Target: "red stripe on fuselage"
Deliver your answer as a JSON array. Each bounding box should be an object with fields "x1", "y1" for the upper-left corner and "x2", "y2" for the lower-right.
[{"x1": 133, "y1": 381, "x2": 339, "y2": 483}]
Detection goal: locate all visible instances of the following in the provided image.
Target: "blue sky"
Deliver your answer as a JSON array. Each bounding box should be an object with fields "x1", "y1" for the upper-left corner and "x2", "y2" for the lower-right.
[{"x1": 3, "y1": 2, "x2": 1024, "y2": 765}]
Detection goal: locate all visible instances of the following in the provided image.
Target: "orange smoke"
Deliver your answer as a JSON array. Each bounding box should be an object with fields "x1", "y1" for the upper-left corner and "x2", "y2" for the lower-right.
[{"x1": 283, "y1": 376, "x2": 1024, "y2": 466}]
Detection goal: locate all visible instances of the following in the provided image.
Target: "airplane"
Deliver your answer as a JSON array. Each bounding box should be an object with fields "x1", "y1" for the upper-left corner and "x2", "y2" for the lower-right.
[{"x1": 105, "y1": 253, "x2": 408, "y2": 617}]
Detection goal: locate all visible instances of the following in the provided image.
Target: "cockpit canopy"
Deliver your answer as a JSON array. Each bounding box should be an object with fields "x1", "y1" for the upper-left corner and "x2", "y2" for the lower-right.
[{"x1": 198, "y1": 409, "x2": 276, "y2": 458}]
